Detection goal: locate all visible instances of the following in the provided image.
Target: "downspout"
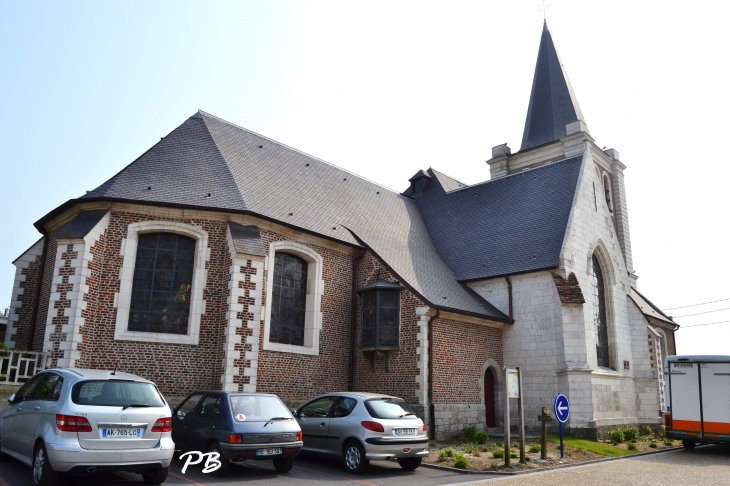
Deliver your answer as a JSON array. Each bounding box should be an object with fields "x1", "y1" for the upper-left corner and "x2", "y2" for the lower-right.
[
  {"x1": 428, "y1": 308, "x2": 440, "y2": 440},
  {"x1": 505, "y1": 276, "x2": 513, "y2": 320},
  {"x1": 348, "y1": 249, "x2": 365, "y2": 391},
  {"x1": 27, "y1": 233, "x2": 49, "y2": 351}
]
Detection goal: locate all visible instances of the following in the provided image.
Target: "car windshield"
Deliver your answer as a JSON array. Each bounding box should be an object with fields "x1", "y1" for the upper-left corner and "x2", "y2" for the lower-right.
[
  {"x1": 229, "y1": 395, "x2": 292, "y2": 422},
  {"x1": 364, "y1": 398, "x2": 418, "y2": 420},
  {"x1": 71, "y1": 380, "x2": 165, "y2": 407}
]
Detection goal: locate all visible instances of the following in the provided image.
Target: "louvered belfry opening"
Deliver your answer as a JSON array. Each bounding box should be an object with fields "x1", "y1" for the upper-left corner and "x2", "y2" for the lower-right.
[{"x1": 592, "y1": 254, "x2": 610, "y2": 368}]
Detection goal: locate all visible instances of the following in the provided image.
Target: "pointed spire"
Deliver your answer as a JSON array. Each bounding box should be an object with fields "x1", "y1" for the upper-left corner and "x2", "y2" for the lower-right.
[{"x1": 520, "y1": 22, "x2": 587, "y2": 151}]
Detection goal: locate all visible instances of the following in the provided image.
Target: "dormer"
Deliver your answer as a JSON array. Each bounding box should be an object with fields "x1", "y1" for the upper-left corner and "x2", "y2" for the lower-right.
[{"x1": 408, "y1": 169, "x2": 432, "y2": 195}]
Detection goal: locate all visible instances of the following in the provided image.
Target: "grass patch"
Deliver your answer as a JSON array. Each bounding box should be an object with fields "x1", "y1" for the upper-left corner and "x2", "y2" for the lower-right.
[{"x1": 547, "y1": 435, "x2": 635, "y2": 457}]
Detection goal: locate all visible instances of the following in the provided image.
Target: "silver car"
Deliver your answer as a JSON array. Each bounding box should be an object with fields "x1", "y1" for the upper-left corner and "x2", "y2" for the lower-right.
[
  {"x1": 293, "y1": 392, "x2": 428, "y2": 474},
  {"x1": 0, "y1": 368, "x2": 174, "y2": 486}
]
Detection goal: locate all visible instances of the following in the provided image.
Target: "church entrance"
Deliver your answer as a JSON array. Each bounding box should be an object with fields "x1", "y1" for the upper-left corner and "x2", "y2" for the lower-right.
[{"x1": 484, "y1": 368, "x2": 496, "y2": 427}]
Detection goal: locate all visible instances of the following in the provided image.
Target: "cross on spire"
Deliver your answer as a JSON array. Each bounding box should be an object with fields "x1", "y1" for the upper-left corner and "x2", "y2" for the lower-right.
[{"x1": 537, "y1": 0, "x2": 552, "y2": 20}]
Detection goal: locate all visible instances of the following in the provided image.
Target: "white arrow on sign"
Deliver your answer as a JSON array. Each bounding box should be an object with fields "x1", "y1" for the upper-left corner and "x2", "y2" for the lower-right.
[{"x1": 557, "y1": 403, "x2": 568, "y2": 413}]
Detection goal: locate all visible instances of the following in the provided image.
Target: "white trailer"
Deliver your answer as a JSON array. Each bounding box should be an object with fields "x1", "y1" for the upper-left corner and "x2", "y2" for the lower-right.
[{"x1": 665, "y1": 355, "x2": 730, "y2": 449}]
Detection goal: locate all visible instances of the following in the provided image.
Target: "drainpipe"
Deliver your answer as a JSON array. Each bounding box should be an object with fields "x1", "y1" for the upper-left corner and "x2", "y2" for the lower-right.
[
  {"x1": 505, "y1": 276, "x2": 513, "y2": 320},
  {"x1": 428, "y1": 308, "x2": 440, "y2": 440},
  {"x1": 348, "y1": 249, "x2": 365, "y2": 391},
  {"x1": 27, "y1": 234, "x2": 49, "y2": 352}
]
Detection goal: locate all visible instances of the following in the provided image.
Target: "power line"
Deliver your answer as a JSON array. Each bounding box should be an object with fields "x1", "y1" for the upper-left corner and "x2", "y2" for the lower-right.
[
  {"x1": 679, "y1": 319, "x2": 730, "y2": 329},
  {"x1": 671, "y1": 307, "x2": 730, "y2": 319},
  {"x1": 664, "y1": 297, "x2": 730, "y2": 311}
]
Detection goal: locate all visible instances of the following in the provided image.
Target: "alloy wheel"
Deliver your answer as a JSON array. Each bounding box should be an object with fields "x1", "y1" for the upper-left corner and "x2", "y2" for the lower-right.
[
  {"x1": 345, "y1": 445, "x2": 361, "y2": 470},
  {"x1": 33, "y1": 447, "x2": 45, "y2": 483}
]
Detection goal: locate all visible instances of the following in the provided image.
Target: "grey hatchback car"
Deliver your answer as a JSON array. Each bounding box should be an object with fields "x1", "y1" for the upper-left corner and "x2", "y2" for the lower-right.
[
  {"x1": 0, "y1": 369, "x2": 174, "y2": 486},
  {"x1": 294, "y1": 392, "x2": 428, "y2": 474}
]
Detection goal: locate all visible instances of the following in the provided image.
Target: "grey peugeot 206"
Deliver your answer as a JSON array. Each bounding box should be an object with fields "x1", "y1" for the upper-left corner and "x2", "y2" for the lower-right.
[{"x1": 293, "y1": 392, "x2": 429, "y2": 474}]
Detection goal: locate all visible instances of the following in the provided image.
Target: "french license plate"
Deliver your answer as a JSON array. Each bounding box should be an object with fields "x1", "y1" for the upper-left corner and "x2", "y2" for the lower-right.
[
  {"x1": 102, "y1": 428, "x2": 141, "y2": 438},
  {"x1": 394, "y1": 428, "x2": 417, "y2": 436},
  {"x1": 256, "y1": 448, "x2": 282, "y2": 456}
]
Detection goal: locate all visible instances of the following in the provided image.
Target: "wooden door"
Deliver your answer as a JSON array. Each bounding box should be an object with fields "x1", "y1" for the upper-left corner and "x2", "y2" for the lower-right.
[{"x1": 484, "y1": 369, "x2": 496, "y2": 427}]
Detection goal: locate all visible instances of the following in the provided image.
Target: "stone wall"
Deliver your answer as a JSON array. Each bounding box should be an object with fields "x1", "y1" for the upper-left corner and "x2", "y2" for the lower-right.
[
  {"x1": 433, "y1": 404, "x2": 486, "y2": 440},
  {"x1": 6, "y1": 238, "x2": 44, "y2": 350}
]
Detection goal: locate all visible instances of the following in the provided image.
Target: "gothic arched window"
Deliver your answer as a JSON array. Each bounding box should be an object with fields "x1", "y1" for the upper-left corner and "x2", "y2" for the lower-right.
[
  {"x1": 129, "y1": 233, "x2": 195, "y2": 335},
  {"x1": 591, "y1": 254, "x2": 610, "y2": 368},
  {"x1": 603, "y1": 175, "x2": 613, "y2": 212},
  {"x1": 269, "y1": 252, "x2": 308, "y2": 346}
]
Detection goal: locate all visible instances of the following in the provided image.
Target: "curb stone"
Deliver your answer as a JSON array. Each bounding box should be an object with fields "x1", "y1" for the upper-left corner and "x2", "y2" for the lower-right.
[{"x1": 419, "y1": 446, "x2": 684, "y2": 475}]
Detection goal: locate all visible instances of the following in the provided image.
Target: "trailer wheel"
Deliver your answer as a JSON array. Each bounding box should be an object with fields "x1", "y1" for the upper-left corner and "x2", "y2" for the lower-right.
[{"x1": 682, "y1": 440, "x2": 696, "y2": 450}]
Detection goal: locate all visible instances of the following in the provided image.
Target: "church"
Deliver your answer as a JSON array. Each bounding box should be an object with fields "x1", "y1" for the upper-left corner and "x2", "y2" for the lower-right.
[{"x1": 6, "y1": 23, "x2": 678, "y2": 440}]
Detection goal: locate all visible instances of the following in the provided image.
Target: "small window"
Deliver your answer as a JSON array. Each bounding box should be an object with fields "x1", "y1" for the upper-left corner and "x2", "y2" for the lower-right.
[
  {"x1": 331, "y1": 397, "x2": 358, "y2": 418},
  {"x1": 29, "y1": 374, "x2": 63, "y2": 401},
  {"x1": 269, "y1": 252, "x2": 308, "y2": 346},
  {"x1": 603, "y1": 175, "x2": 613, "y2": 212},
  {"x1": 175, "y1": 393, "x2": 204, "y2": 419},
  {"x1": 361, "y1": 284, "x2": 401, "y2": 350},
  {"x1": 195, "y1": 395, "x2": 221, "y2": 421},
  {"x1": 299, "y1": 396, "x2": 338, "y2": 418},
  {"x1": 14, "y1": 373, "x2": 45, "y2": 401}
]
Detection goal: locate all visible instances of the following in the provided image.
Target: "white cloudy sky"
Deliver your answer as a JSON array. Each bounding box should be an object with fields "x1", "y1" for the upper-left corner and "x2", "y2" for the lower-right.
[{"x1": 1, "y1": 1, "x2": 728, "y2": 354}]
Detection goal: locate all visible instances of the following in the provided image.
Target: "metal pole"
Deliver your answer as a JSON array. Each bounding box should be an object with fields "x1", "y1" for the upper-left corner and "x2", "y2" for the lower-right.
[
  {"x1": 517, "y1": 367, "x2": 525, "y2": 464},
  {"x1": 504, "y1": 367, "x2": 510, "y2": 467},
  {"x1": 560, "y1": 421, "x2": 564, "y2": 458}
]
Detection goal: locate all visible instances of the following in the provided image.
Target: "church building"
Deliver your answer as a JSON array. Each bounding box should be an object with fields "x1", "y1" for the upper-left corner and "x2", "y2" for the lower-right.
[{"x1": 6, "y1": 23, "x2": 677, "y2": 440}]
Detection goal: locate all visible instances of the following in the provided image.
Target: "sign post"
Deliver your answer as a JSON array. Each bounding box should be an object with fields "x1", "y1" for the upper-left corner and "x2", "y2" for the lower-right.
[
  {"x1": 504, "y1": 368, "x2": 524, "y2": 467},
  {"x1": 554, "y1": 394, "x2": 570, "y2": 458}
]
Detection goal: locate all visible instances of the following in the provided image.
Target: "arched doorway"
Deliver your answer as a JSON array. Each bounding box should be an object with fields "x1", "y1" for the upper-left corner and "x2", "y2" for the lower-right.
[{"x1": 484, "y1": 368, "x2": 496, "y2": 427}]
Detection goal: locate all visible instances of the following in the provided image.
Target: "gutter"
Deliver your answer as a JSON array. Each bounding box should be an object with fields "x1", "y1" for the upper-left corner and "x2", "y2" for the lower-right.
[{"x1": 348, "y1": 249, "x2": 365, "y2": 391}]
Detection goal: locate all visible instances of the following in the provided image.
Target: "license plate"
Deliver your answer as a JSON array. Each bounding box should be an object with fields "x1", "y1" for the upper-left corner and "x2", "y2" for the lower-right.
[
  {"x1": 102, "y1": 428, "x2": 141, "y2": 438},
  {"x1": 394, "y1": 428, "x2": 417, "y2": 436},
  {"x1": 256, "y1": 448, "x2": 282, "y2": 456}
]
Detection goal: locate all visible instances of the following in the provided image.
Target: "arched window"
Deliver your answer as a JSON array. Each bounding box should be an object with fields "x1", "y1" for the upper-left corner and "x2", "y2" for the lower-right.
[
  {"x1": 591, "y1": 254, "x2": 610, "y2": 368},
  {"x1": 129, "y1": 233, "x2": 195, "y2": 335},
  {"x1": 603, "y1": 175, "x2": 613, "y2": 212},
  {"x1": 269, "y1": 252, "x2": 308, "y2": 346}
]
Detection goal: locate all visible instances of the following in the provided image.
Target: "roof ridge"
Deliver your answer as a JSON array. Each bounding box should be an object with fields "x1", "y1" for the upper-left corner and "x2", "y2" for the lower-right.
[
  {"x1": 429, "y1": 168, "x2": 469, "y2": 187},
  {"x1": 197, "y1": 110, "x2": 402, "y2": 195}
]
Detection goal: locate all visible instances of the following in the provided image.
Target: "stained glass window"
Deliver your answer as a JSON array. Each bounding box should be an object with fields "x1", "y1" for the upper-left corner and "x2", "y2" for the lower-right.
[
  {"x1": 269, "y1": 253, "x2": 308, "y2": 346},
  {"x1": 592, "y1": 254, "x2": 610, "y2": 368},
  {"x1": 361, "y1": 290, "x2": 400, "y2": 349},
  {"x1": 128, "y1": 233, "x2": 195, "y2": 335}
]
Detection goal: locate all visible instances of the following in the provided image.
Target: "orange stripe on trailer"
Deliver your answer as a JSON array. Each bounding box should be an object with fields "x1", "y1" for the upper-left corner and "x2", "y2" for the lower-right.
[
  {"x1": 704, "y1": 421, "x2": 730, "y2": 434},
  {"x1": 672, "y1": 419, "x2": 702, "y2": 432}
]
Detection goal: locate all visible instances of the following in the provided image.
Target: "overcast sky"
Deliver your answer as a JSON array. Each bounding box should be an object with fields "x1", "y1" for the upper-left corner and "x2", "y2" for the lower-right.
[{"x1": 1, "y1": 1, "x2": 728, "y2": 355}]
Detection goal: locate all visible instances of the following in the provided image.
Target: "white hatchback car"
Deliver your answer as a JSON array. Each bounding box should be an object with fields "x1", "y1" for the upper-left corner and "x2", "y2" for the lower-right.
[{"x1": 0, "y1": 368, "x2": 174, "y2": 486}]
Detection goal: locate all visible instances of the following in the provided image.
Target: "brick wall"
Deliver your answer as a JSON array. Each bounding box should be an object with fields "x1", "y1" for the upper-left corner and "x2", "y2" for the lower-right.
[{"x1": 6, "y1": 239, "x2": 44, "y2": 350}]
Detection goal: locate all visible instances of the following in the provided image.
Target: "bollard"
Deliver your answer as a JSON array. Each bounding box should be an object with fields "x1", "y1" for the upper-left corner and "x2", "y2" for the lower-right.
[{"x1": 538, "y1": 407, "x2": 552, "y2": 460}]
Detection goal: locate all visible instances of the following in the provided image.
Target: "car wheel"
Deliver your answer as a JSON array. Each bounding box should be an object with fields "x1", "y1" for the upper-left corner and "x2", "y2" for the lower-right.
[
  {"x1": 32, "y1": 442, "x2": 59, "y2": 486},
  {"x1": 141, "y1": 466, "x2": 169, "y2": 485},
  {"x1": 273, "y1": 456, "x2": 295, "y2": 472},
  {"x1": 682, "y1": 440, "x2": 696, "y2": 450},
  {"x1": 397, "y1": 457, "x2": 422, "y2": 470},
  {"x1": 343, "y1": 441, "x2": 369, "y2": 474},
  {"x1": 208, "y1": 441, "x2": 230, "y2": 477}
]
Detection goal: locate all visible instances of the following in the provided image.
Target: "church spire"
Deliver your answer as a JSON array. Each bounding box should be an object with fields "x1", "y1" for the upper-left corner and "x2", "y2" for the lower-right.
[{"x1": 520, "y1": 22, "x2": 587, "y2": 151}]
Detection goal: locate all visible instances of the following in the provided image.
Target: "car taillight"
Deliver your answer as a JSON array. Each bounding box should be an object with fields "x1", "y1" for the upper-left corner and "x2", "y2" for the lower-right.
[
  {"x1": 151, "y1": 417, "x2": 172, "y2": 432},
  {"x1": 423, "y1": 423, "x2": 427, "y2": 432},
  {"x1": 229, "y1": 434, "x2": 242, "y2": 444},
  {"x1": 664, "y1": 412, "x2": 672, "y2": 429},
  {"x1": 296, "y1": 431, "x2": 303, "y2": 441},
  {"x1": 56, "y1": 414, "x2": 92, "y2": 433},
  {"x1": 361, "y1": 421, "x2": 384, "y2": 433}
]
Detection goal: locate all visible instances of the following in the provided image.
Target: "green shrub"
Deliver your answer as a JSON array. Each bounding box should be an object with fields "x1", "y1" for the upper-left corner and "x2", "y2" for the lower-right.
[
  {"x1": 641, "y1": 426, "x2": 654, "y2": 437},
  {"x1": 664, "y1": 439, "x2": 674, "y2": 446},
  {"x1": 623, "y1": 427, "x2": 639, "y2": 442},
  {"x1": 627, "y1": 443, "x2": 638, "y2": 451},
  {"x1": 453, "y1": 454, "x2": 470, "y2": 469},
  {"x1": 461, "y1": 426, "x2": 477, "y2": 441},
  {"x1": 649, "y1": 442, "x2": 657, "y2": 448},
  {"x1": 529, "y1": 444, "x2": 541, "y2": 453},
  {"x1": 492, "y1": 449, "x2": 505, "y2": 458},
  {"x1": 462, "y1": 443, "x2": 477, "y2": 454},
  {"x1": 609, "y1": 428, "x2": 625, "y2": 444},
  {"x1": 495, "y1": 442, "x2": 503, "y2": 448},
  {"x1": 659, "y1": 425, "x2": 666, "y2": 439},
  {"x1": 438, "y1": 447, "x2": 455, "y2": 461},
  {"x1": 577, "y1": 447, "x2": 588, "y2": 454},
  {"x1": 480, "y1": 445, "x2": 489, "y2": 452},
  {"x1": 473, "y1": 431, "x2": 489, "y2": 443},
  {"x1": 510, "y1": 451, "x2": 518, "y2": 458}
]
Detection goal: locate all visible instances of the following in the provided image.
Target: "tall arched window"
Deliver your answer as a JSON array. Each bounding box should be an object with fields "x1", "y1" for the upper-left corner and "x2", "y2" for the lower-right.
[
  {"x1": 603, "y1": 175, "x2": 613, "y2": 212},
  {"x1": 269, "y1": 252, "x2": 308, "y2": 345},
  {"x1": 129, "y1": 233, "x2": 195, "y2": 335},
  {"x1": 591, "y1": 254, "x2": 610, "y2": 368}
]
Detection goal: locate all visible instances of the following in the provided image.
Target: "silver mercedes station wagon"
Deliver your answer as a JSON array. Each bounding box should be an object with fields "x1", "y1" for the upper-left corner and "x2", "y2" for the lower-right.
[
  {"x1": 294, "y1": 392, "x2": 428, "y2": 474},
  {"x1": 0, "y1": 368, "x2": 174, "y2": 486}
]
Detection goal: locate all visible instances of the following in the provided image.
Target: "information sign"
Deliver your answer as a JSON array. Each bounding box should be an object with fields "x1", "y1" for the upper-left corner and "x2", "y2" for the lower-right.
[{"x1": 506, "y1": 369, "x2": 520, "y2": 398}]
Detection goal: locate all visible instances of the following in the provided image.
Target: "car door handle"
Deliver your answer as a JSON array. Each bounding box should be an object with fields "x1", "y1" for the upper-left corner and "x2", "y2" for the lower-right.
[
  {"x1": 208, "y1": 426, "x2": 216, "y2": 429},
  {"x1": 320, "y1": 422, "x2": 326, "y2": 428},
  {"x1": 34, "y1": 406, "x2": 41, "y2": 411}
]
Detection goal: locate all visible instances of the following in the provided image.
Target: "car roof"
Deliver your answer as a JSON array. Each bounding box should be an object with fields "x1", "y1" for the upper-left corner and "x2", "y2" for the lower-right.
[
  {"x1": 665, "y1": 355, "x2": 730, "y2": 363},
  {"x1": 319, "y1": 392, "x2": 401, "y2": 400},
  {"x1": 46, "y1": 368, "x2": 154, "y2": 382}
]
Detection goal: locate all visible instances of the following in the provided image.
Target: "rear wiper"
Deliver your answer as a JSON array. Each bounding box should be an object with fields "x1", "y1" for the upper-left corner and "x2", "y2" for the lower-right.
[
  {"x1": 399, "y1": 413, "x2": 417, "y2": 418},
  {"x1": 263, "y1": 417, "x2": 291, "y2": 427},
  {"x1": 122, "y1": 403, "x2": 153, "y2": 410}
]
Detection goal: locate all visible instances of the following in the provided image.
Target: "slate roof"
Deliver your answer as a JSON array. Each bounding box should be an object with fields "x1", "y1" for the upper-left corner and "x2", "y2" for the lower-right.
[
  {"x1": 56, "y1": 210, "x2": 109, "y2": 239},
  {"x1": 411, "y1": 156, "x2": 583, "y2": 281},
  {"x1": 228, "y1": 222, "x2": 266, "y2": 257},
  {"x1": 629, "y1": 288, "x2": 677, "y2": 327},
  {"x1": 520, "y1": 22, "x2": 586, "y2": 151}
]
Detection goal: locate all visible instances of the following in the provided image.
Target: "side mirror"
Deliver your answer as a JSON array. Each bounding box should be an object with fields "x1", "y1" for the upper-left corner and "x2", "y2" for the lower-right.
[
  {"x1": 290, "y1": 409, "x2": 298, "y2": 418},
  {"x1": 7, "y1": 394, "x2": 17, "y2": 404}
]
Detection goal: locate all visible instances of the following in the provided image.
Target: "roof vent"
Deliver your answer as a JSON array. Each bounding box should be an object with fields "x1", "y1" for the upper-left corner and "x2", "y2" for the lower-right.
[
  {"x1": 147, "y1": 186, "x2": 151, "y2": 190},
  {"x1": 305, "y1": 163, "x2": 310, "y2": 167},
  {"x1": 258, "y1": 145, "x2": 263, "y2": 148}
]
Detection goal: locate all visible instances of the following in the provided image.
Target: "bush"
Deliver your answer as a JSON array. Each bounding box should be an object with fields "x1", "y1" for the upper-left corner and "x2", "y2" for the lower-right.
[
  {"x1": 609, "y1": 428, "x2": 625, "y2": 444},
  {"x1": 492, "y1": 449, "x2": 505, "y2": 458},
  {"x1": 453, "y1": 454, "x2": 470, "y2": 469},
  {"x1": 664, "y1": 439, "x2": 674, "y2": 446},
  {"x1": 473, "y1": 431, "x2": 489, "y2": 444},
  {"x1": 529, "y1": 444, "x2": 541, "y2": 453},
  {"x1": 480, "y1": 445, "x2": 490, "y2": 452},
  {"x1": 462, "y1": 426, "x2": 477, "y2": 441},
  {"x1": 659, "y1": 425, "x2": 667, "y2": 439},
  {"x1": 642, "y1": 426, "x2": 654, "y2": 437},
  {"x1": 462, "y1": 443, "x2": 477, "y2": 454},
  {"x1": 623, "y1": 427, "x2": 639, "y2": 442},
  {"x1": 438, "y1": 448, "x2": 455, "y2": 461},
  {"x1": 649, "y1": 442, "x2": 658, "y2": 448},
  {"x1": 627, "y1": 443, "x2": 638, "y2": 451},
  {"x1": 510, "y1": 451, "x2": 518, "y2": 458}
]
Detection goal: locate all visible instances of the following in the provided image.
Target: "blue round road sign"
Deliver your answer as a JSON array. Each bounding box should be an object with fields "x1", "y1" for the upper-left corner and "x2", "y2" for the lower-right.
[{"x1": 554, "y1": 394, "x2": 570, "y2": 423}]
